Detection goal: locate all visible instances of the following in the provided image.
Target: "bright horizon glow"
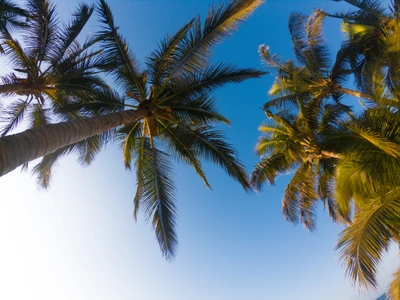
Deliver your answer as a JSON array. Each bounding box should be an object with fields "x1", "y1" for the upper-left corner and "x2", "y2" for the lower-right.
[{"x1": 0, "y1": 1, "x2": 398, "y2": 300}]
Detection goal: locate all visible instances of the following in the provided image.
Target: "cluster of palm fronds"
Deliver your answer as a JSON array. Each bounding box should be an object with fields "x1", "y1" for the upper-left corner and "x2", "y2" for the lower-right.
[
  {"x1": 251, "y1": 0, "x2": 400, "y2": 297},
  {"x1": 0, "y1": 0, "x2": 264, "y2": 260},
  {"x1": 2, "y1": 0, "x2": 400, "y2": 297}
]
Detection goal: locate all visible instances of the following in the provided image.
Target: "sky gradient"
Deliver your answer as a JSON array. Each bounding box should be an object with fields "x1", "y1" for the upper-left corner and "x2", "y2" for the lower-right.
[{"x1": 0, "y1": 0, "x2": 398, "y2": 299}]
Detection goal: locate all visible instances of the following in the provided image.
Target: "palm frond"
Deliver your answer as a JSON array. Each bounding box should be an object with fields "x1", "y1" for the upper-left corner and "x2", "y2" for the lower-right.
[
  {"x1": 96, "y1": 0, "x2": 145, "y2": 100},
  {"x1": 163, "y1": 63, "x2": 265, "y2": 101},
  {"x1": 32, "y1": 144, "x2": 73, "y2": 189},
  {"x1": 25, "y1": 0, "x2": 59, "y2": 64},
  {"x1": 146, "y1": 19, "x2": 194, "y2": 86},
  {"x1": 28, "y1": 103, "x2": 50, "y2": 128},
  {"x1": 0, "y1": 0, "x2": 28, "y2": 37},
  {"x1": 0, "y1": 97, "x2": 31, "y2": 136},
  {"x1": 158, "y1": 120, "x2": 211, "y2": 189},
  {"x1": 49, "y1": 3, "x2": 95, "y2": 66},
  {"x1": 168, "y1": 95, "x2": 230, "y2": 125},
  {"x1": 336, "y1": 187, "x2": 400, "y2": 289},
  {"x1": 288, "y1": 11, "x2": 330, "y2": 75},
  {"x1": 250, "y1": 153, "x2": 294, "y2": 190},
  {"x1": 386, "y1": 267, "x2": 400, "y2": 300},
  {"x1": 173, "y1": 124, "x2": 251, "y2": 191},
  {"x1": 282, "y1": 163, "x2": 318, "y2": 231},
  {"x1": 132, "y1": 137, "x2": 178, "y2": 260},
  {"x1": 348, "y1": 123, "x2": 400, "y2": 157},
  {"x1": 160, "y1": 0, "x2": 264, "y2": 83},
  {"x1": 119, "y1": 121, "x2": 142, "y2": 169}
]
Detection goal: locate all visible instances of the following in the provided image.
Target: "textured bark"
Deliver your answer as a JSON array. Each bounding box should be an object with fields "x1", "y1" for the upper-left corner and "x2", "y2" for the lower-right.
[
  {"x1": 0, "y1": 83, "x2": 26, "y2": 94},
  {"x1": 0, "y1": 109, "x2": 146, "y2": 177}
]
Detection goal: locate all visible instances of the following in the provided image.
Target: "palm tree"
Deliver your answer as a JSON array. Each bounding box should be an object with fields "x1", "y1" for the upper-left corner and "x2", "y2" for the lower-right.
[
  {"x1": 251, "y1": 10, "x2": 360, "y2": 230},
  {"x1": 256, "y1": 1, "x2": 400, "y2": 295},
  {"x1": 320, "y1": 1, "x2": 400, "y2": 294},
  {"x1": 334, "y1": 107, "x2": 400, "y2": 291},
  {"x1": 258, "y1": 10, "x2": 374, "y2": 115},
  {"x1": 0, "y1": 0, "x2": 119, "y2": 187},
  {"x1": 250, "y1": 100, "x2": 347, "y2": 230},
  {"x1": 0, "y1": 0, "x2": 107, "y2": 135},
  {"x1": 0, "y1": 0, "x2": 265, "y2": 259}
]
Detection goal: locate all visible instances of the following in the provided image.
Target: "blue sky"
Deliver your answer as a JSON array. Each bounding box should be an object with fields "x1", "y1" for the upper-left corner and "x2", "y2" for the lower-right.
[{"x1": 0, "y1": 0, "x2": 398, "y2": 299}]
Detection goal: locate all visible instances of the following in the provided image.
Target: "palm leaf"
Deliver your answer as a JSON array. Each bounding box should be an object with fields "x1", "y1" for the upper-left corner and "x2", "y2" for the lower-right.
[
  {"x1": 28, "y1": 102, "x2": 50, "y2": 128},
  {"x1": 336, "y1": 187, "x2": 400, "y2": 289},
  {"x1": 159, "y1": 0, "x2": 264, "y2": 86},
  {"x1": 25, "y1": 0, "x2": 59, "y2": 64},
  {"x1": 0, "y1": 97, "x2": 31, "y2": 136},
  {"x1": 133, "y1": 137, "x2": 177, "y2": 260},
  {"x1": 96, "y1": 0, "x2": 145, "y2": 100},
  {"x1": 386, "y1": 267, "x2": 400, "y2": 300},
  {"x1": 250, "y1": 152, "x2": 294, "y2": 190},
  {"x1": 157, "y1": 120, "x2": 211, "y2": 189},
  {"x1": 173, "y1": 124, "x2": 251, "y2": 191},
  {"x1": 48, "y1": 3, "x2": 95, "y2": 66}
]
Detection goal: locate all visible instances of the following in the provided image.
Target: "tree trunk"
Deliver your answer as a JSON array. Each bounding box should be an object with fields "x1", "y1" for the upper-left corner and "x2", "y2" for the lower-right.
[
  {"x1": 335, "y1": 86, "x2": 373, "y2": 100},
  {"x1": 0, "y1": 83, "x2": 27, "y2": 94},
  {"x1": 321, "y1": 150, "x2": 341, "y2": 159},
  {"x1": 0, "y1": 108, "x2": 146, "y2": 177}
]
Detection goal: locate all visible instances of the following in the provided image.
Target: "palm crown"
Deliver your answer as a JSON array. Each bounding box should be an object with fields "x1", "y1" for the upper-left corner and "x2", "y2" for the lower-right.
[
  {"x1": 0, "y1": 0, "x2": 109, "y2": 134},
  {"x1": 253, "y1": 1, "x2": 400, "y2": 296},
  {"x1": 87, "y1": 0, "x2": 264, "y2": 260},
  {"x1": 251, "y1": 10, "x2": 354, "y2": 230},
  {"x1": 0, "y1": 0, "x2": 120, "y2": 186}
]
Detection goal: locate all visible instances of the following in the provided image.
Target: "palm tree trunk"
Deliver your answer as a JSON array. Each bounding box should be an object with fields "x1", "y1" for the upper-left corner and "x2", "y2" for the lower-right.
[
  {"x1": 0, "y1": 83, "x2": 26, "y2": 94},
  {"x1": 0, "y1": 108, "x2": 146, "y2": 177},
  {"x1": 321, "y1": 150, "x2": 341, "y2": 159},
  {"x1": 335, "y1": 86, "x2": 373, "y2": 100}
]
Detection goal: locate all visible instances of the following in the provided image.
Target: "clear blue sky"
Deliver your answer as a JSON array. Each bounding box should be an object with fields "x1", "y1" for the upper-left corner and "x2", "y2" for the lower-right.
[{"x1": 0, "y1": 1, "x2": 398, "y2": 299}]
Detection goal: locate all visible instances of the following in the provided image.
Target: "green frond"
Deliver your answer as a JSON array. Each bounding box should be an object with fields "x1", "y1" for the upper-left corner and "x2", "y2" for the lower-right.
[
  {"x1": 317, "y1": 164, "x2": 339, "y2": 223},
  {"x1": 168, "y1": 95, "x2": 230, "y2": 125},
  {"x1": 262, "y1": 110, "x2": 296, "y2": 136},
  {"x1": 288, "y1": 11, "x2": 330, "y2": 74},
  {"x1": 96, "y1": 0, "x2": 145, "y2": 100},
  {"x1": 386, "y1": 267, "x2": 400, "y2": 300},
  {"x1": 0, "y1": 97, "x2": 31, "y2": 136},
  {"x1": 255, "y1": 136, "x2": 286, "y2": 156},
  {"x1": 132, "y1": 137, "x2": 178, "y2": 260},
  {"x1": 53, "y1": 89, "x2": 125, "y2": 119},
  {"x1": 119, "y1": 121, "x2": 142, "y2": 169},
  {"x1": 348, "y1": 124, "x2": 400, "y2": 157},
  {"x1": 2, "y1": 35, "x2": 36, "y2": 71},
  {"x1": 259, "y1": 45, "x2": 295, "y2": 75},
  {"x1": 163, "y1": 63, "x2": 265, "y2": 101},
  {"x1": 173, "y1": 124, "x2": 251, "y2": 191},
  {"x1": 336, "y1": 187, "x2": 400, "y2": 289},
  {"x1": 282, "y1": 163, "x2": 318, "y2": 231},
  {"x1": 264, "y1": 93, "x2": 305, "y2": 111},
  {"x1": 250, "y1": 153, "x2": 294, "y2": 190},
  {"x1": 160, "y1": 0, "x2": 264, "y2": 82},
  {"x1": 76, "y1": 134, "x2": 107, "y2": 166},
  {"x1": 146, "y1": 19, "x2": 195, "y2": 86},
  {"x1": 28, "y1": 103, "x2": 50, "y2": 128},
  {"x1": 157, "y1": 120, "x2": 211, "y2": 189},
  {"x1": 334, "y1": 0, "x2": 387, "y2": 19},
  {"x1": 32, "y1": 145, "x2": 72, "y2": 189},
  {"x1": 48, "y1": 3, "x2": 95, "y2": 66},
  {"x1": 25, "y1": 0, "x2": 59, "y2": 63},
  {"x1": 0, "y1": 0, "x2": 28, "y2": 35}
]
